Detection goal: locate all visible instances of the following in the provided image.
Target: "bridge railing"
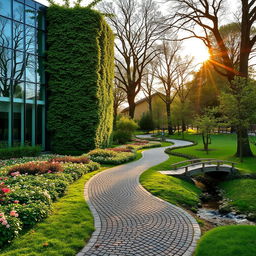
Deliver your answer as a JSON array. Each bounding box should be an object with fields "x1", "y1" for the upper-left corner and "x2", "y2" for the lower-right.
[{"x1": 171, "y1": 159, "x2": 237, "y2": 175}]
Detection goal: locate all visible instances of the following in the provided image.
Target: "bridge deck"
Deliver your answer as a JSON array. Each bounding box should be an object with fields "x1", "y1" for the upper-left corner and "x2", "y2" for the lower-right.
[{"x1": 159, "y1": 163, "x2": 234, "y2": 176}]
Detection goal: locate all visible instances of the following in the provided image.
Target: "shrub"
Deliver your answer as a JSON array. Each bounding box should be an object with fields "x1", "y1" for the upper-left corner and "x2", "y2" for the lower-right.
[
  {"x1": 113, "y1": 117, "x2": 138, "y2": 144},
  {"x1": 3, "y1": 202, "x2": 50, "y2": 227},
  {"x1": 138, "y1": 112, "x2": 155, "y2": 132},
  {"x1": 0, "y1": 146, "x2": 41, "y2": 160},
  {"x1": 49, "y1": 156, "x2": 90, "y2": 164},
  {"x1": 88, "y1": 149, "x2": 118, "y2": 158},
  {"x1": 8, "y1": 161, "x2": 63, "y2": 176},
  {"x1": 87, "y1": 149, "x2": 136, "y2": 165},
  {"x1": 6, "y1": 189, "x2": 52, "y2": 206},
  {"x1": 113, "y1": 130, "x2": 132, "y2": 144},
  {"x1": 106, "y1": 148, "x2": 132, "y2": 152},
  {"x1": 116, "y1": 117, "x2": 138, "y2": 133},
  {"x1": 0, "y1": 212, "x2": 22, "y2": 247}
]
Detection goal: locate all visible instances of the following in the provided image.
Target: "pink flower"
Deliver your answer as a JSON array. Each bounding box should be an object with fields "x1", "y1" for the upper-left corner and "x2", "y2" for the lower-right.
[
  {"x1": 13, "y1": 200, "x2": 19, "y2": 204},
  {"x1": 6, "y1": 224, "x2": 10, "y2": 228},
  {"x1": 10, "y1": 210, "x2": 18, "y2": 217},
  {"x1": 47, "y1": 170, "x2": 52, "y2": 173},
  {"x1": 2, "y1": 220, "x2": 7, "y2": 225}
]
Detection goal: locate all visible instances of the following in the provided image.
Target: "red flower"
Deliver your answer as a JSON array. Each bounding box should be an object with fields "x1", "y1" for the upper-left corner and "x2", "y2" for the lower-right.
[{"x1": 1, "y1": 188, "x2": 11, "y2": 193}]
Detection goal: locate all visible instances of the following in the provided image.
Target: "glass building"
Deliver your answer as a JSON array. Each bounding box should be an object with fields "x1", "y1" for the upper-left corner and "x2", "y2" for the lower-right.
[{"x1": 0, "y1": 0, "x2": 46, "y2": 149}]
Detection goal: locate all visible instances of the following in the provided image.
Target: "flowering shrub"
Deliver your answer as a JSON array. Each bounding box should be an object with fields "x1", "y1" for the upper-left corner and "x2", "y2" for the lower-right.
[
  {"x1": 8, "y1": 161, "x2": 63, "y2": 176},
  {"x1": 0, "y1": 158, "x2": 100, "y2": 248},
  {"x1": 0, "y1": 211, "x2": 22, "y2": 247},
  {"x1": 3, "y1": 203, "x2": 50, "y2": 227},
  {"x1": 106, "y1": 148, "x2": 133, "y2": 152},
  {"x1": 49, "y1": 156, "x2": 90, "y2": 164},
  {"x1": 126, "y1": 142, "x2": 161, "y2": 150},
  {"x1": 88, "y1": 149, "x2": 118, "y2": 158},
  {"x1": 0, "y1": 182, "x2": 11, "y2": 204},
  {"x1": 87, "y1": 149, "x2": 136, "y2": 165}
]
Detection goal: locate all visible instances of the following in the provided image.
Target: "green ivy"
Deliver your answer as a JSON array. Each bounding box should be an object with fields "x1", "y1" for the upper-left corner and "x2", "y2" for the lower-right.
[{"x1": 46, "y1": 5, "x2": 114, "y2": 155}]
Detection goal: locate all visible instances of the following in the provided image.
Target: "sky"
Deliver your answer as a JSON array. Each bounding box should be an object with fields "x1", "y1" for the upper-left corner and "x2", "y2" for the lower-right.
[{"x1": 36, "y1": 0, "x2": 240, "y2": 65}]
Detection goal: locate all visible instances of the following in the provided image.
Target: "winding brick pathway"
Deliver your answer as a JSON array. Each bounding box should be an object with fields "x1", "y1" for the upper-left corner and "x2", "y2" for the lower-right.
[{"x1": 77, "y1": 136, "x2": 200, "y2": 256}]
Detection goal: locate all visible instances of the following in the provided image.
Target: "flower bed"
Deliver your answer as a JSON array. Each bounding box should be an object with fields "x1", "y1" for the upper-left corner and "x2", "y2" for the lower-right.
[
  {"x1": 87, "y1": 149, "x2": 136, "y2": 165},
  {"x1": 0, "y1": 159, "x2": 99, "y2": 248}
]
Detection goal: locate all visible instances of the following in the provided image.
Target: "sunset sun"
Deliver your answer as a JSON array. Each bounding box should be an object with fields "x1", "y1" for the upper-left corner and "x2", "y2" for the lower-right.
[{"x1": 193, "y1": 47, "x2": 210, "y2": 63}]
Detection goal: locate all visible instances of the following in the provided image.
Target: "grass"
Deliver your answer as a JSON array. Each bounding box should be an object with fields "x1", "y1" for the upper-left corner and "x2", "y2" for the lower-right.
[
  {"x1": 165, "y1": 133, "x2": 256, "y2": 174},
  {"x1": 0, "y1": 169, "x2": 102, "y2": 256},
  {"x1": 140, "y1": 154, "x2": 202, "y2": 208},
  {"x1": 194, "y1": 225, "x2": 256, "y2": 256},
  {"x1": 219, "y1": 179, "x2": 256, "y2": 214}
]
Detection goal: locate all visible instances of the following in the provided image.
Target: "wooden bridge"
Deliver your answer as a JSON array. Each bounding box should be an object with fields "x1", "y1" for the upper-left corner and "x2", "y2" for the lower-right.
[{"x1": 159, "y1": 158, "x2": 237, "y2": 177}]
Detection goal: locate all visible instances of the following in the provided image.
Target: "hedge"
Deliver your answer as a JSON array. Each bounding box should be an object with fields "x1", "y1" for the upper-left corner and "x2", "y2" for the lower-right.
[
  {"x1": 46, "y1": 5, "x2": 114, "y2": 155},
  {"x1": 0, "y1": 146, "x2": 41, "y2": 160}
]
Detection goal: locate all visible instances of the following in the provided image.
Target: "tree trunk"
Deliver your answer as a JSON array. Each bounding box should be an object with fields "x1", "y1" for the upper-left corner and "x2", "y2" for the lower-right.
[
  {"x1": 127, "y1": 93, "x2": 136, "y2": 119},
  {"x1": 236, "y1": 127, "x2": 253, "y2": 158},
  {"x1": 166, "y1": 103, "x2": 173, "y2": 135},
  {"x1": 181, "y1": 117, "x2": 186, "y2": 132},
  {"x1": 113, "y1": 105, "x2": 118, "y2": 128}
]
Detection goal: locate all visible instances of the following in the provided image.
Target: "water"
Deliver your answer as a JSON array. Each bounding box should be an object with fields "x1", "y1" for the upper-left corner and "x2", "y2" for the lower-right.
[
  {"x1": 197, "y1": 208, "x2": 255, "y2": 226},
  {"x1": 193, "y1": 177, "x2": 255, "y2": 226}
]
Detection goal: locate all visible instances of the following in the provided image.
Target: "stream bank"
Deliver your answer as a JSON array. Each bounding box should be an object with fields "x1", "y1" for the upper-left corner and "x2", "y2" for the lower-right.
[{"x1": 193, "y1": 175, "x2": 255, "y2": 227}]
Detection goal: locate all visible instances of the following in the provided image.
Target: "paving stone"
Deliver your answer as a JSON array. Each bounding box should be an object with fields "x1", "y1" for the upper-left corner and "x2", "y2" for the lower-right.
[{"x1": 78, "y1": 135, "x2": 200, "y2": 256}]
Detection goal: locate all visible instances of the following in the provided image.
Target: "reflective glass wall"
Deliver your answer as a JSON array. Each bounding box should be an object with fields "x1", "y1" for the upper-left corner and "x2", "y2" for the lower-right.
[{"x1": 0, "y1": 0, "x2": 46, "y2": 149}]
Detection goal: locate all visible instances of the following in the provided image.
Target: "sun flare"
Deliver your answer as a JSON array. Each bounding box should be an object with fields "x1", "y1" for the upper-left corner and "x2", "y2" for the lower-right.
[{"x1": 193, "y1": 47, "x2": 210, "y2": 63}]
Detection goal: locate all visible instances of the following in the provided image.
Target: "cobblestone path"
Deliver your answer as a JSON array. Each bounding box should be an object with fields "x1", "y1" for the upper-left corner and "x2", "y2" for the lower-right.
[{"x1": 78, "y1": 137, "x2": 201, "y2": 256}]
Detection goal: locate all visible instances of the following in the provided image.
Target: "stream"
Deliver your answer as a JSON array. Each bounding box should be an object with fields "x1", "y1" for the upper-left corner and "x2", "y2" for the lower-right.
[{"x1": 193, "y1": 177, "x2": 255, "y2": 226}]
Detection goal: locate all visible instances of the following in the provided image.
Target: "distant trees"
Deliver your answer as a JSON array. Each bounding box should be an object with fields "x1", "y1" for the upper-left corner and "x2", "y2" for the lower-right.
[
  {"x1": 169, "y1": 0, "x2": 256, "y2": 157},
  {"x1": 102, "y1": 0, "x2": 165, "y2": 118}
]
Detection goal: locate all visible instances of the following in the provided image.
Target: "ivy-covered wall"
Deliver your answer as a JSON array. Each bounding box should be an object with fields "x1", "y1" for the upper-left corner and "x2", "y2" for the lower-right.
[{"x1": 46, "y1": 5, "x2": 114, "y2": 155}]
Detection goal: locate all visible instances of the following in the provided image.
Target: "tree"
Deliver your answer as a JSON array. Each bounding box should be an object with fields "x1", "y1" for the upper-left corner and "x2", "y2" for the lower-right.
[
  {"x1": 219, "y1": 77, "x2": 256, "y2": 160},
  {"x1": 175, "y1": 55, "x2": 194, "y2": 131},
  {"x1": 102, "y1": 0, "x2": 165, "y2": 118},
  {"x1": 155, "y1": 41, "x2": 181, "y2": 135},
  {"x1": 139, "y1": 112, "x2": 155, "y2": 132},
  {"x1": 195, "y1": 109, "x2": 218, "y2": 154},
  {"x1": 169, "y1": 0, "x2": 256, "y2": 157},
  {"x1": 113, "y1": 77, "x2": 126, "y2": 127},
  {"x1": 141, "y1": 62, "x2": 158, "y2": 116}
]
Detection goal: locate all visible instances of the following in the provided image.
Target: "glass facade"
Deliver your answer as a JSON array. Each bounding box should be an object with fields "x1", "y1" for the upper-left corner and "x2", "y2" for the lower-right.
[{"x1": 0, "y1": 0, "x2": 46, "y2": 149}]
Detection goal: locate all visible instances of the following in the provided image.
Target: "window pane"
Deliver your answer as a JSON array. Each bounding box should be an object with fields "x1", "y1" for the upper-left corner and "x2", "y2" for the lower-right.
[
  {"x1": 36, "y1": 84, "x2": 45, "y2": 100},
  {"x1": 36, "y1": 104, "x2": 43, "y2": 145},
  {"x1": 13, "y1": 1, "x2": 24, "y2": 22},
  {"x1": 0, "y1": 48, "x2": 12, "y2": 79},
  {"x1": 26, "y1": 82, "x2": 35, "y2": 100},
  {"x1": 25, "y1": 25, "x2": 35, "y2": 53},
  {"x1": 37, "y1": 30, "x2": 45, "y2": 56},
  {"x1": 0, "y1": 0, "x2": 12, "y2": 18},
  {"x1": 37, "y1": 9, "x2": 45, "y2": 30},
  {"x1": 13, "y1": 50, "x2": 25, "y2": 81},
  {"x1": 13, "y1": 103, "x2": 22, "y2": 145},
  {"x1": 25, "y1": 103, "x2": 32, "y2": 145},
  {"x1": 25, "y1": 6, "x2": 36, "y2": 27},
  {"x1": 25, "y1": 0, "x2": 36, "y2": 8},
  {"x1": 13, "y1": 22, "x2": 25, "y2": 51},
  {"x1": 0, "y1": 17, "x2": 12, "y2": 48},
  {"x1": 0, "y1": 102, "x2": 9, "y2": 147},
  {"x1": 0, "y1": 77, "x2": 10, "y2": 97},
  {"x1": 13, "y1": 80, "x2": 24, "y2": 99},
  {"x1": 25, "y1": 53, "x2": 36, "y2": 82}
]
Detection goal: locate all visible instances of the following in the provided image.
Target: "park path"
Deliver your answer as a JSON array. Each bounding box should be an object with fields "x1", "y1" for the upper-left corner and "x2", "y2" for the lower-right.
[{"x1": 77, "y1": 135, "x2": 200, "y2": 256}]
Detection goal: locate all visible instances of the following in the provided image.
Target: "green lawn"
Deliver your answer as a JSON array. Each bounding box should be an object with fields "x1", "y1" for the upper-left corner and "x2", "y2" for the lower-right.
[
  {"x1": 194, "y1": 225, "x2": 256, "y2": 256},
  {"x1": 140, "y1": 155, "x2": 202, "y2": 209},
  {"x1": 219, "y1": 179, "x2": 256, "y2": 214},
  {"x1": 0, "y1": 169, "x2": 101, "y2": 256},
  {"x1": 143, "y1": 133, "x2": 256, "y2": 255}
]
